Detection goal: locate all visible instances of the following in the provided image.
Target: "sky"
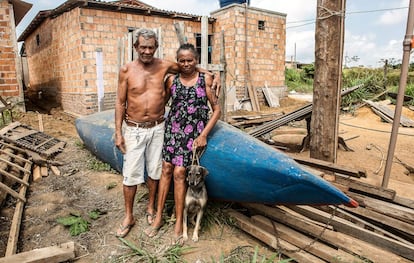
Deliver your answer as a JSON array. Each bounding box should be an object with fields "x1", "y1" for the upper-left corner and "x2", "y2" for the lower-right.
[{"x1": 16, "y1": 0, "x2": 411, "y2": 68}]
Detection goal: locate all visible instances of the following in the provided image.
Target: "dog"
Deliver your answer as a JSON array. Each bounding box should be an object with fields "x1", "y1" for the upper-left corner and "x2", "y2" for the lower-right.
[{"x1": 183, "y1": 164, "x2": 209, "y2": 242}]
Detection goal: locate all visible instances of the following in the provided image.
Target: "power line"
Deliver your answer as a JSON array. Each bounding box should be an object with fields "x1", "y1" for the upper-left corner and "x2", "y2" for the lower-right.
[{"x1": 286, "y1": 6, "x2": 408, "y2": 29}]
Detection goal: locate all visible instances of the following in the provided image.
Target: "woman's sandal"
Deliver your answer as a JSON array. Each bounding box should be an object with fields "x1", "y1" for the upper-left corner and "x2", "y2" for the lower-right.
[
  {"x1": 144, "y1": 225, "x2": 162, "y2": 238},
  {"x1": 145, "y1": 211, "x2": 155, "y2": 225}
]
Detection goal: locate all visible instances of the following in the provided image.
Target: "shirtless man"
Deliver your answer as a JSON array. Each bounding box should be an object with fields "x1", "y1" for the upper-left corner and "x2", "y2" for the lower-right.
[{"x1": 115, "y1": 28, "x2": 219, "y2": 238}]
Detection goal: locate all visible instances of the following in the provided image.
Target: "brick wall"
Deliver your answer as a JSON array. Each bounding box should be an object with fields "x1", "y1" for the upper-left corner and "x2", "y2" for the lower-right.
[
  {"x1": 25, "y1": 6, "x2": 204, "y2": 115},
  {"x1": 0, "y1": 1, "x2": 21, "y2": 99},
  {"x1": 211, "y1": 5, "x2": 286, "y2": 105},
  {"x1": 24, "y1": 3, "x2": 287, "y2": 115}
]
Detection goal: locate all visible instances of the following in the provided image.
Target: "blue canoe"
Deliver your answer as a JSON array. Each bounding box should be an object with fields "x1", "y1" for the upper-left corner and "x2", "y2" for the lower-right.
[{"x1": 75, "y1": 110, "x2": 357, "y2": 207}]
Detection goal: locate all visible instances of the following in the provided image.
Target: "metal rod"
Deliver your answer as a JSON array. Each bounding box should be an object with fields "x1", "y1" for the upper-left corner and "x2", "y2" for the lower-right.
[{"x1": 382, "y1": 0, "x2": 414, "y2": 188}]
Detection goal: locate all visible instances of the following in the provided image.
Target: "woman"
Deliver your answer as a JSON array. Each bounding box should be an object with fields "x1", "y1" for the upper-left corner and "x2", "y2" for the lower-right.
[{"x1": 146, "y1": 43, "x2": 221, "y2": 243}]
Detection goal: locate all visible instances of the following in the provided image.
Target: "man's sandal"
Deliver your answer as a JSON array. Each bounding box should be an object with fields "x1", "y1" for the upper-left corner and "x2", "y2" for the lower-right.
[{"x1": 115, "y1": 222, "x2": 135, "y2": 238}]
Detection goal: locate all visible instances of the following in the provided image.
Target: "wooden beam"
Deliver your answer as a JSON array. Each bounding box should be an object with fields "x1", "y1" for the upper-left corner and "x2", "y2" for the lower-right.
[
  {"x1": 5, "y1": 160, "x2": 31, "y2": 256},
  {"x1": 339, "y1": 205, "x2": 414, "y2": 238},
  {"x1": 251, "y1": 215, "x2": 357, "y2": 262},
  {"x1": 289, "y1": 205, "x2": 414, "y2": 260},
  {"x1": 349, "y1": 192, "x2": 414, "y2": 223},
  {"x1": 0, "y1": 168, "x2": 29, "y2": 186},
  {"x1": 334, "y1": 176, "x2": 396, "y2": 200},
  {"x1": 0, "y1": 242, "x2": 75, "y2": 263},
  {"x1": 173, "y1": 22, "x2": 186, "y2": 45},
  {"x1": 226, "y1": 209, "x2": 325, "y2": 262},
  {"x1": 0, "y1": 182, "x2": 25, "y2": 202},
  {"x1": 0, "y1": 156, "x2": 31, "y2": 174},
  {"x1": 242, "y1": 203, "x2": 412, "y2": 263},
  {"x1": 200, "y1": 16, "x2": 208, "y2": 69},
  {"x1": 290, "y1": 155, "x2": 366, "y2": 178}
]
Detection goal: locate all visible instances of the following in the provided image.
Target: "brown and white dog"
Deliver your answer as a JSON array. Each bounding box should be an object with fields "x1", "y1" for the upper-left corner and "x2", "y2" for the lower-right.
[{"x1": 183, "y1": 165, "x2": 209, "y2": 242}]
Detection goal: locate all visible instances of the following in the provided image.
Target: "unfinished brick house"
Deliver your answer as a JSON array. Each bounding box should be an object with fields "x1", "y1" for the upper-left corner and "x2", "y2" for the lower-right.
[
  {"x1": 0, "y1": 0, "x2": 32, "y2": 109},
  {"x1": 18, "y1": 0, "x2": 286, "y2": 116}
]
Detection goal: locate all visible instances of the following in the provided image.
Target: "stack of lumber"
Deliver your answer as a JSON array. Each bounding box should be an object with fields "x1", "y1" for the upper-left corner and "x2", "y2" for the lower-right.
[
  {"x1": 227, "y1": 181, "x2": 414, "y2": 262},
  {"x1": 363, "y1": 99, "x2": 414, "y2": 127}
]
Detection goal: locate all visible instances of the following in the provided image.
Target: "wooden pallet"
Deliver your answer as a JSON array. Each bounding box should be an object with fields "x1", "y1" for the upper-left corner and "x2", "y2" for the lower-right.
[{"x1": 0, "y1": 122, "x2": 65, "y2": 157}]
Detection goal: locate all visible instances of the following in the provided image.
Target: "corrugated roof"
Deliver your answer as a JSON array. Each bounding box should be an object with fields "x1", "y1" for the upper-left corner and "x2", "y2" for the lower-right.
[{"x1": 18, "y1": 0, "x2": 214, "y2": 42}]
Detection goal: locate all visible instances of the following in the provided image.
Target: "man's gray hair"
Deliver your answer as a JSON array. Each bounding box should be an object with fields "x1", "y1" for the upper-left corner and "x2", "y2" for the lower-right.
[{"x1": 134, "y1": 28, "x2": 159, "y2": 48}]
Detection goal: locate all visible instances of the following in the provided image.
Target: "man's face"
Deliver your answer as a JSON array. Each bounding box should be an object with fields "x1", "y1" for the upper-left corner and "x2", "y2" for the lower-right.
[{"x1": 136, "y1": 36, "x2": 157, "y2": 64}]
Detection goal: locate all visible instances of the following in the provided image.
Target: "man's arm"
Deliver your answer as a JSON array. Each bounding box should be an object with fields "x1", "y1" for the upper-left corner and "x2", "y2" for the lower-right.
[
  {"x1": 115, "y1": 65, "x2": 128, "y2": 154},
  {"x1": 193, "y1": 74, "x2": 221, "y2": 148},
  {"x1": 195, "y1": 67, "x2": 221, "y2": 98}
]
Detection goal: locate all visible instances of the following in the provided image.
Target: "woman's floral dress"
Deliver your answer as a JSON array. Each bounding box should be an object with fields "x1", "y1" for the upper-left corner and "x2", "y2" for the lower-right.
[{"x1": 163, "y1": 73, "x2": 209, "y2": 167}]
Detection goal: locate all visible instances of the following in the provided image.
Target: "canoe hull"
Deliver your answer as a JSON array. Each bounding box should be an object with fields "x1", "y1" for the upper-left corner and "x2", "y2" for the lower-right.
[{"x1": 75, "y1": 110, "x2": 357, "y2": 207}]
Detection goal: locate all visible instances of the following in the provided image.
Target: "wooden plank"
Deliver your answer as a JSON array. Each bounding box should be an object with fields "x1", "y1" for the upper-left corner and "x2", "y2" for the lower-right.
[
  {"x1": 0, "y1": 149, "x2": 32, "y2": 165},
  {"x1": 393, "y1": 195, "x2": 414, "y2": 210},
  {"x1": 262, "y1": 85, "x2": 280, "y2": 108},
  {"x1": 0, "y1": 182, "x2": 25, "y2": 202},
  {"x1": 242, "y1": 203, "x2": 413, "y2": 263},
  {"x1": 231, "y1": 116, "x2": 276, "y2": 127},
  {"x1": 0, "y1": 122, "x2": 21, "y2": 135},
  {"x1": 40, "y1": 166, "x2": 48, "y2": 177},
  {"x1": 247, "y1": 86, "x2": 259, "y2": 111},
  {"x1": 363, "y1": 100, "x2": 414, "y2": 127},
  {"x1": 173, "y1": 21, "x2": 186, "y2": 45},
  {"x1": 339, "y1": 205, "x2": 414, "y2": 238},
  {"x1": 32, "y1": 165, "x2": 42, "y2": 182},
  {"x1": 320, "y1": 206, "x2": 413, "y2": 245},
  {"x1": 226, "y1": 209, "x2": 325, "y2": 262},
  {"x1": 0, "y1": 168, "x2": 29, "y2": 186},
  {"x1": 0, "y1": 241, "x2": 75, "y2": 263},
  {"x1": 0, "y1": 156, "x2": 31, "y2": 174},
  {"x1": 289, "y1": 205, "x2": 414, "y2": 260},
  {"x1": 335, "y1": 176, "x2": 396, "y2": 200},
  {"x1": 349, "y1": 192, "x2": 414, "y2": 223},
  {"x1": 5, "y1": 160, "x2": 31, "y2": 256},
  {"x1": 37, "y1": 114, "x2": 44, "y2": 132},
  {"x1": 50, "y1": 166, "x2": 61, "y2": 176},
  {"x1": 0, "y1": 140, "x2": 28, "y2": 154},
  {"x1": 251, "y1": 215, "x2": 359, "y2": 262},
  {"x1": 290, "y1": 155, "x2": 366, "y2": 178},
  {"x1": 200, "y1": 16, "x2": 208, "y2": 69}
]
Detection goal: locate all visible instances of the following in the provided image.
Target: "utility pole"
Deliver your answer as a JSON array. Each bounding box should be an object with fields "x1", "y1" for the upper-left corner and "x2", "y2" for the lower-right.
[{"x1": 310, "y1": 0, "x2": 346, "y2": 162}]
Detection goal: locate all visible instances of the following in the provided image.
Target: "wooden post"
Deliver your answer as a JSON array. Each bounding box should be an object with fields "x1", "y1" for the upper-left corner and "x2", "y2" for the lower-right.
[
  {"x1": 310, "y1": 0, "x2": 346, "y2": 163},
  {"x1": 219, "y1": 31, "x2": 227, "y2": 122},
  {"x1": 174, "y1": 22, "x2": 186, "y2": 45},
  {"x1": 200, "y1": 16, "x2": 209, "y2": 69}
]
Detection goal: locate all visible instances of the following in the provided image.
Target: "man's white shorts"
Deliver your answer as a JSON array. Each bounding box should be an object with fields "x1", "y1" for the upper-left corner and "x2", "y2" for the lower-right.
[{"x1": 122, "y1": 122, "x2": 164, "y2": 186}]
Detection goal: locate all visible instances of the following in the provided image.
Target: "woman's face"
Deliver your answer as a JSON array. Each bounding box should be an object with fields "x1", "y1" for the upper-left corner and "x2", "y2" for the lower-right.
[{"x1": 177, "y1": 50, "x2": 197, "y2": 74}]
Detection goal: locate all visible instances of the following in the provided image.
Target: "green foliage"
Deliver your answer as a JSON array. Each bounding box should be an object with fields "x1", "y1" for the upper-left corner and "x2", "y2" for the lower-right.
[
  {"x1": 56, "y1": 214, "x2": 90, "y2": 236},
  {"x1": 88, "y1": 209, "x2": 106, "y2": 220},
  {"x1": 0, "y1": 110, "x2": 15, "y2": 128},
  {"x1": 114, "y1": 237, "x2": 192, "y2": 262},
  {"x1": 285, "y1": 68, "x2": 313, "y2": 93},
  {"x1": 74, "y1": 139, "x2": 85, "y2": 148},
  {"x1": 86, "y1": 157, "x2": 114, "y2": 172},
  {"x1": 285, "y1": 66, "x2": 414, "y2": 108},
  {"x1": 217, "y1": 245, "x2": 288, "y2": 263},
  {"x1": 105, "y1": 181, "x2": 117, "y2": 190}
]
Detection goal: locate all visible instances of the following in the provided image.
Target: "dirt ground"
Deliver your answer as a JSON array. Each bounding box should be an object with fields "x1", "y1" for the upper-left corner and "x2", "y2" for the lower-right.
[{"x1": 1, "y1": 97, "x2": 414, "y2": 262}]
